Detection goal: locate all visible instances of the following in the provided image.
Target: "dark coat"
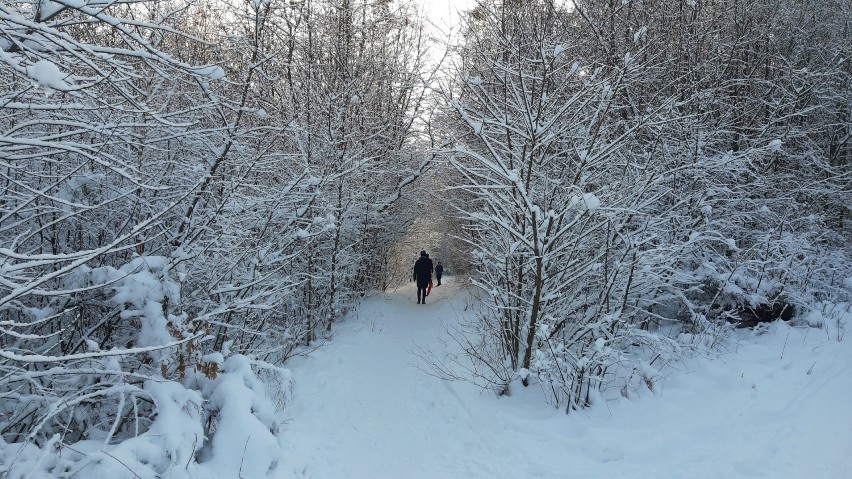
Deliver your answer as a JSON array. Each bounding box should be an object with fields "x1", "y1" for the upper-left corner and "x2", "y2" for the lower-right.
[
  {"x1": 435, "y1": 265, "x2": 444, "y2": 276},
  {"x1": 413, "y1": 256, "x2": 433, "y2": 287}
]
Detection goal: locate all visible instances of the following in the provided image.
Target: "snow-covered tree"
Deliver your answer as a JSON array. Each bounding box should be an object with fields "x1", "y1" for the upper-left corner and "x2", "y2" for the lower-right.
[
  {"x1": 437, "y1": 0, "x2": 851, "y2": 409},
  {"x1": 0, "y1": 0, "x2": 433, "y2": 474},
  {"x1": 266, "y1": 0, "x2": 435, "y2": 341}
]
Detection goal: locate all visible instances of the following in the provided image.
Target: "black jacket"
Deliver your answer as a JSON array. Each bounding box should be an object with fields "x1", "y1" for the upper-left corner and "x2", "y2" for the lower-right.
[{"x1": 413, "y1": 256, "x2": 433, "y2": 286}]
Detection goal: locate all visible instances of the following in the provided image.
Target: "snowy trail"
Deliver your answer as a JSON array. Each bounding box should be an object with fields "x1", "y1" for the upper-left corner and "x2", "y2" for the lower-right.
[
  {"x1": 277, "y1": 278, "x2": 574, "y2": 478},
  {"x1": 277, "y1": 279, "x2": 852, "y2": 479}
]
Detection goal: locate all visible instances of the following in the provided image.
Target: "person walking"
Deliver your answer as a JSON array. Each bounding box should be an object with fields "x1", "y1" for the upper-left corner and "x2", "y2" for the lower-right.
[
  {"x1": 435, "y1": 261, "x2": 444, "y2": 286},
  {"x1": 425, "y1": 253, "x2": 433, "y2": 296},
  {"x1": 413, "y1": 250, "x2": 433, "y2": 304}
]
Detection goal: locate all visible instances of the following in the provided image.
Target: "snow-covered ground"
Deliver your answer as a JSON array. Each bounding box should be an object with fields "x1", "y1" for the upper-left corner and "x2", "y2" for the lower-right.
[{"x1": 278, "y1": 277, "x2": 852, "y2": 479}]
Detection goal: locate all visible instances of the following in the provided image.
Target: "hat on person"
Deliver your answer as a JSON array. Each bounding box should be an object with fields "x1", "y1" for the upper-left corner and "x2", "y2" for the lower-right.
[{"x1": 420, "y1": 250, "x2": 427, "y2": 256}]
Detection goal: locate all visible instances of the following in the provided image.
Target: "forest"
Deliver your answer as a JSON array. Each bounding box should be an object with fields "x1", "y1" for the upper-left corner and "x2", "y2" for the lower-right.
[{"x1": 0, "y1": 0, "x2": 849, "y2": 476}]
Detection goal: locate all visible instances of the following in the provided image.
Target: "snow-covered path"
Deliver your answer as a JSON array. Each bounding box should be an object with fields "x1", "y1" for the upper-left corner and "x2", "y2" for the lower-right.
[{"x1": 277, "y1": 278, "x2": 852, "y2": 479}]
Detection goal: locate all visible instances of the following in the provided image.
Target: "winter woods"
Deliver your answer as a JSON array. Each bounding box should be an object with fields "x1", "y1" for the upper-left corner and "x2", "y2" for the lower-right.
[{"x1": 0, "y1": 0, "x2": 850, "y2": 476}]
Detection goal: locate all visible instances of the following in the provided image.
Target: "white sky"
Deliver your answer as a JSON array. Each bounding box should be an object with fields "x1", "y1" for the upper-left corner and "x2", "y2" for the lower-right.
[{"x1": 417, "y1": 0, "x2": 477, "y2": 36}]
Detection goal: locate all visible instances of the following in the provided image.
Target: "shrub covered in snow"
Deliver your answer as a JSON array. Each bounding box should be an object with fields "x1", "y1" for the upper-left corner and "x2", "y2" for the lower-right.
[{"x1": 0, "y1": 253, "x2": 292, "y2": 478}]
